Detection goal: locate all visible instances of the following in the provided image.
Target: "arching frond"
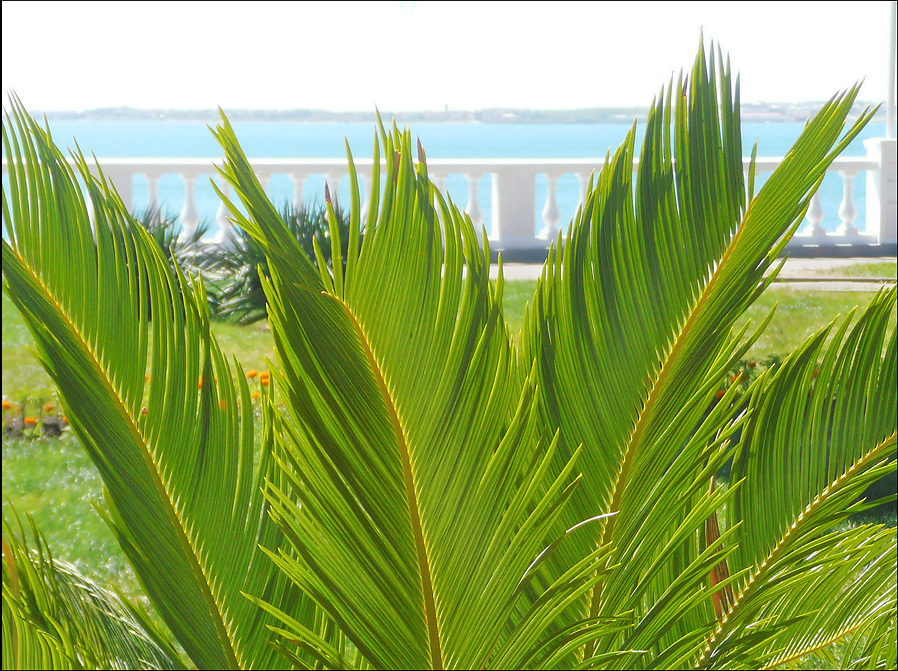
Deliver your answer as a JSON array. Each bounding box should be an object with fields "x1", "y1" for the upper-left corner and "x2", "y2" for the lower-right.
[
  {"x1": 2, "y1": 512, "x2": 183, "y2": 670},
  {"x1": 516, "y1": 39, "x2": 882, "y2": 667},
  {"x1": 699, "y1": 286, "x2": 898, "y2": 669},
  {"x1": 212, "y1": 116, "x2": 588, "y2": 669},
  {"x1": 1, "y1": 97, "x2": 314, "y2": 670}
]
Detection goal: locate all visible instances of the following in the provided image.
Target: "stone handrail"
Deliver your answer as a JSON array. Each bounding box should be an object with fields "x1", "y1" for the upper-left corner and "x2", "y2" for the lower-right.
[{"x1": 3, "y1": 139, "x2": 895, "y2": 255}]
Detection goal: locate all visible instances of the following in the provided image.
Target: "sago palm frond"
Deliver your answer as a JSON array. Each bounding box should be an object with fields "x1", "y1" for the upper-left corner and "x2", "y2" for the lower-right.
[
  {"x1": 211, "y1": 116, "x2": 598, "y2": 669},
  {"x1": 699, "y1": 286, "x2": 897, "y2": 669},
  {"x1": 2, "y1": 511, "x2": 184, "y2": 670},
  {"x1": 516, "y1": 40, "x2": 886, "y2": 668},
  {"x1": 1, "y1": 97, "x2": 315, "y2": 670}
]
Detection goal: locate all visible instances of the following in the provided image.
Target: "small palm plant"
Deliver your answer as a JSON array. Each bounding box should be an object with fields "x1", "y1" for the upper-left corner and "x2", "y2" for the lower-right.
[
  {"x1": 131, "y1": 203, "x2": 211, "y2": 274},
  {"x1": 209, "y1": 199, "x2": 356, "y2": 324},
  {"x1": 2, "y1": 41, "x2": 895, "y2": 670}
]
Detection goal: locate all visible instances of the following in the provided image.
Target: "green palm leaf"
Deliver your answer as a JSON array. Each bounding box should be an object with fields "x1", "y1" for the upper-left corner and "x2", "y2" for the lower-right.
[
  {"x1": 699, "y1": 286, "x2": 898, "y2": 669},
  {"x1": 2, "y1": 511, "x2": 184, "y2": 670},
  {"x1": 1, "y1": 97, "x2": 312, "y2": 669},
  {"x1": 212, "y1": 117, "x2": 589, "y2": 669},
  {"x1": 517, "y1": 40, "x2": 879, "y2": 665}
]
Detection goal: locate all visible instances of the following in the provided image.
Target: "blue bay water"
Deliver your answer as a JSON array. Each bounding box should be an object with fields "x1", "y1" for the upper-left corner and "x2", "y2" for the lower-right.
[{"x1": 5, "y1": 118, "x2": 888, "y2": 238}]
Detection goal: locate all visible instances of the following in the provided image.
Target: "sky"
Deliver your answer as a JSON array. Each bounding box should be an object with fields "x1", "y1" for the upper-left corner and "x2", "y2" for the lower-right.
[{"x1": 1, "y1": 0, "x2": 895, "y2": 112}]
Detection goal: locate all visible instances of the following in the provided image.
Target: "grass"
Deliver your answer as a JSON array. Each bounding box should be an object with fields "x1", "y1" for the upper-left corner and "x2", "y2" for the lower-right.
[
  {"x1": 500, "y1": 277, "x2": 898, "y2": 357},
  {"x1": 816, "y1": 260, "x2": 897, "y2": 278},
  {"x1": 2, "y1": 270, "x2": 896, "y2": 648}
]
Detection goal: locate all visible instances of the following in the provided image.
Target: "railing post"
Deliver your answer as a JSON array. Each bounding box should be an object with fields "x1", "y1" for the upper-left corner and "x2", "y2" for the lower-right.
[
  {"x1": 466, "y1": 173, "x2": 483, "y2": 228},
  {"x1": 541, "y1": 174, "x2": 560, "y2": 239},
  {"x1": 215, "y1": 177, "x2": 237, "y2": 249},
  {"x1": 291, "y1": 172, "x2": 306, "y2": 208},
  {"x1": 491, "y1": 169, "x2": 536, "y2": 247},
  {"x1": 801, "y1": 191, "x2": 827, "y2": 240},
  {"x1": 358, "y1": 173, "x2": 369, "y2": 222},
  {"x1": 836, "y1": 170, "x2": 860, "y2": 238},
  {"x1": 576, "y1": 172, "x2": 588, "y2": 210},
  {"x1": 179, "y1": 173, "x2": 200, "y2": 238},
  {"x1": 864, "y1": 138, "x2": 897, "y2": 244},
  {"x1": 326, "y1": 173, "x2": 342, "y2": 205},
  {"x1": 146, "y1": 173, "x2": 161, "y2": 208}
]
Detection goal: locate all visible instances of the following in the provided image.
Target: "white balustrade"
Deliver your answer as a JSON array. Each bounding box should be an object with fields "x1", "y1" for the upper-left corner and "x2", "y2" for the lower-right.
[
  {"x1": 325, "y1": 173, "x2": 342, "y2": 205},
  {"x1": 291, "y1": 172, "x2": 306, "y2": 206},
  {"x1": 358, "y1": 174, "x2": 369, "y2": 221},
  {"x1": 3, "y1": 148, "x2": 896, "y2": 254},
  {"x1": 541, "y1": 174, "x2": 560, "y2": 239},
  {"x1": 576, "y1": 172, "x2": 588, "y2": 209},
  {"x1": 146, "y1": 173, "x2": 161, "y2": 207},
  {"x1": 837, "y1": 170, "x2": 859, "y2": 238},
  {"x1": 466, "y1": 173, "x2": 483, "y2": 228},
  {"x1": 215, "y1": 178, "x2": 235, "y2": 248},
  {"x1": 802, "y1": 192, "x2": 827, "y2": 239},
  {"x1": 179, "y1": 173, "x2": 200, "y2": 238}
]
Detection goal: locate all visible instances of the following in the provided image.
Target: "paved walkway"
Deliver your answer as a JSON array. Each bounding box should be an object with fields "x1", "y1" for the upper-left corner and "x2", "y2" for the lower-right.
[{"x1": 490, "y1": 257, "x2": 896, "y2": 292}]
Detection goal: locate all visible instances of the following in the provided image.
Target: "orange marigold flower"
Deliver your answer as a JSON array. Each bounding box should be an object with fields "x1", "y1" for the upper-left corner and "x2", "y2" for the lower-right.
[
  {"x1": 260, "y1": 370, "x2": 270, "y2": 379},
  {"x1": 730, "y1": 373, "x2": 742, "y2": 384},
  {"x1": 261, "y1": 378, "x2": 270, "y2": 386},
  {"x1": 198, "y1": 377, "x2": 204, "y2": 389},
  {"x1": 218, "y1": 399, "x2": 228, "y2": 410},
  {"x1": 812, "y1": 368, "x2": 820, "y2": 378},
  {"x1": 747, "y1": 361, "x2": 757, "y2": 368},
  {"x1": 247, "y1": 369, "x2": 258, "y2": 379},
  {"x1": 251, "y1": 392, "x2": 261, "y2": 400},
  {"x1": 145, "y1": 373, "x2": 150, "y2": 383},
  {"x1": 24, "y1": 416, "x2": 37, "y2": 426},
  {"x1": 2, "y1": 400, "x2": 12, "y2": 410},
  {"x1": 141, "y1": 407, "x2": 149, "y2": 415},
  {"x1": 62, "y1": 416, "x2": 68, "y2": 424},
  {"x1": 715, "y1": 389, "x2": 726, "y2": 399},
  {"x1": 43, "y1": 403, "x2": 55, "y2": 413}
]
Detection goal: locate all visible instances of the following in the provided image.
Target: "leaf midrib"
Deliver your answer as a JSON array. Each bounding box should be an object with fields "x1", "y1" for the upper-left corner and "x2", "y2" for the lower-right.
[
  {"x1": 7, "y1": 245, "x2": 241, "y2": 670},
  {"x1": 588, "y1": 223, "x2": 747, "y2": 625},
  {"x1": 695, "y1": 431, "x2": 898, "y2": 668},
  {"x1": 329, "y1": 292, "x2": 443, "y2": 670}
]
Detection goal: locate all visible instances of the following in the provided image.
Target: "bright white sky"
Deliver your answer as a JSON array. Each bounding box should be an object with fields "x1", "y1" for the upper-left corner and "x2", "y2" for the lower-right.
[{"x1": 1, "y1": 0, "x2": 894, "y2": 112}]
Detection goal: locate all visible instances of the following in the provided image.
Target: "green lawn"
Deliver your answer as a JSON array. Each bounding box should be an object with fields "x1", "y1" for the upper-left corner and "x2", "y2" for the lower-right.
[
  {"x1": 499, "y1": 276, "x2": 897, "y2": 358},
  {"x1": 2, "y1": 269, "x2": 896, "y2": 606},
  {"x1": 816, "y1": 260, "x2": 897, "y2": 278}
]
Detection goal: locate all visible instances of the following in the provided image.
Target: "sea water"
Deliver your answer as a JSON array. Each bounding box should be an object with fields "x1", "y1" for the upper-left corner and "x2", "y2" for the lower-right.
[{"x1": 4, "y1": 119, "x2": 888, "y2": 238}]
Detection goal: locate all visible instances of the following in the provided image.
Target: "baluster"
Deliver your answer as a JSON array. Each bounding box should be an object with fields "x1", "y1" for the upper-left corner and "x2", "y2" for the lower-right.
[
  {"x1": 836, "y1": 170, "x2": 860, "y2": 237},
  {"x1": 428, "y1": 173, "x2": 446, "y2": 241},
  {"x1": 216, "y1": 178, "x2": 236, "y2": 248},
  {"x1": 576, "y1": 172, "x2": 587, "y2": 209},
  {"x1": 466, "y1": 173, "x2": 483, "y2": 227},
  {"x1": 358, "y1": 173, "x2": 369, "y2": 222},
  {"x1": 541, "y1": 174, "x2": 561, "y2": 239},
  {"x1": 802, "y1": 191, "x2": 826, "y2": 238},
  {"x1": 326, "y1": 173, "x2": 342, "y2": 205},
  {"x1": 291, "y1": 172, "x2": 306, "y2": 209},
  {"x1": 432, "y1": 174, "x2": 447, "y2": 196},
  {"x1": 146, "y1": 173, "x2": 160, "y2": 208},
  {"x1": 87, "y1": 193, "x2": 96, "y2": 238},
  {"x1": 179, "y1": 173, "x2": 200, "y2": 239}
]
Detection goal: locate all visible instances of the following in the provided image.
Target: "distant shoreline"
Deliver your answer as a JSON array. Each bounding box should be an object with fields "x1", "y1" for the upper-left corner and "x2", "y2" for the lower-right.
[{"x1": 37, "y1": 102, "x2": 885, "y2": 124}]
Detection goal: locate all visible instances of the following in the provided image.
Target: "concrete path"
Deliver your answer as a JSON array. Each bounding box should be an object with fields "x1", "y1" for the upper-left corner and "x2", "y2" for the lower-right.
[{"x1": 490, "y1": 257, "x2": 896, "y2": 292}]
